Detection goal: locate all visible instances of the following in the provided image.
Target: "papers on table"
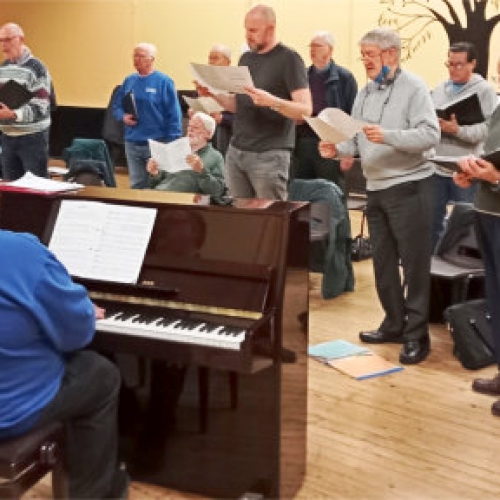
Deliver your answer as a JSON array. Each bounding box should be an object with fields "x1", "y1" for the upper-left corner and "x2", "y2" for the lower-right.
[
  {"x1": 436, "y1": 93, "x2": 484, "y2": 125},
  {"x1": 49, "y1": 200, "x2": 157, "y2": 284},
  {"x1": 182, "y1": 95, "x2": 224, "y2": 114},
  {"x1": 0, "y1": 79, "x2": 33, "y2": 109},
  {"x1": 148, "y1": 137, "x2": 192, "y2": 173},
  {"x1": 48, "y1": 165, "x2": 70, "y2": 176},
  {"x1": 190, "y1": 62, "x2": 253, "y2": 94},
  {"x1": 304, "y1": 108, "x2": 366, "y2": 144},
  {"x1": 0, "y1": 172, "x2": 83, "y2": 194}
]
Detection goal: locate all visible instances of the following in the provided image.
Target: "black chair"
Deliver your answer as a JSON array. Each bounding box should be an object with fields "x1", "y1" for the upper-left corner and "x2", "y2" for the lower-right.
[
  {"x1": 0, "y1": 421, "x2": 68, "y2": 499},
  {"x1": 344, "y1": 158, "x2": 367, "y2": 212},
  {"x1": 431, "y1": 202, "x2": 485, "y2": 307}
]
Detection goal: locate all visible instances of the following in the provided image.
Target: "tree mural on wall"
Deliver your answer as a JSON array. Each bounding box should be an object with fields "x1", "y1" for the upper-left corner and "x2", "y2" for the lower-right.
[{"x1": 378, "y1": 0, "x2": 500, "y2": 77}]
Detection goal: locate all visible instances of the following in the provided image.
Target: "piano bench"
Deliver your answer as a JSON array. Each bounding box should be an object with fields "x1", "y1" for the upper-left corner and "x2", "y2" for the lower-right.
[
  {"x1": 0, "y1": 421, "x2": 68, "y2": 499},
  {"x1": 198, "y1": 367, "x2": 238, "y2": 434}
]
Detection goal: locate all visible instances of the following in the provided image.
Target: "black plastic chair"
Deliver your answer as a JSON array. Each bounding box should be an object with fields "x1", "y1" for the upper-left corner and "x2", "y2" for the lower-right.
[{"x1": 431, "y1": 202, "x2": 484, "y2": 305}]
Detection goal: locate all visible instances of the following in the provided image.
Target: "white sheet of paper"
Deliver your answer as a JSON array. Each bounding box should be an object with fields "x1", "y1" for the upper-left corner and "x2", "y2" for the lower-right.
[
  {"x1": 49, "y1": 200, "x2": 157, "y2": 284},
  {"x1": 305, "y1": 108, "x2": 366, "y2": 144},
  {"x1": 3, "y1": 171, "x2": 83, "y2": 192},
  {"x1": 183, "y1": 95, "x2": 224, "y2": 114},
  {"x1": 190, "y1": 63, "x2": 253, "y2": 94},
  {"x1": 148, "y1": 137, "x2": 192, "y2": 173}
]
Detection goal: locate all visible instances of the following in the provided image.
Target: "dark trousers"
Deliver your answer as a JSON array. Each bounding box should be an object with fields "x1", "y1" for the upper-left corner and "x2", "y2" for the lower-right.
[
  {"x1": 0, "y1": 129, "x2": 49, "y2": 180},
  {"x1": 475, "y1": 211, "x2": 500, "y2": 367},
  {"x1": 35, "y1": 350, "x2": 124, "y2": 499},
  {"x1": 366, "y1": 177, "x2": 433, "y2": 341}
]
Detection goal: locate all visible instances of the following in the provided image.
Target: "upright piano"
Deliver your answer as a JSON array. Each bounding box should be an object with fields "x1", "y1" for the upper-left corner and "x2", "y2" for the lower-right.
[{"x1": 0, "y1": 187, "x2": 309, "y2": 499}]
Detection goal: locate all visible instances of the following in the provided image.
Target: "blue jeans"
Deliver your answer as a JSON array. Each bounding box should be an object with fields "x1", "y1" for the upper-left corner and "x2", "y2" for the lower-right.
[
  {"x1": 225, "y1": 144, "x2": 290, "y2": 200},
  {"x1": 432, "y1": 173, "x2": 477, "y2": 249},
  {"x1": 124, "y1": 141, "x2": 151, "y2": 189},
  {"x1": 0, "y1": 129, "x2": 49, "y2": 180},
  {"x1": 35, "y1": 350, "x2": 126, "y2": 499}
]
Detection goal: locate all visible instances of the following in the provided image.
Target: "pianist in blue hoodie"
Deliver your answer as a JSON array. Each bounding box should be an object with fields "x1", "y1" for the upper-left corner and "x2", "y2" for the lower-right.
[{"x1": 0, "y1": 230, "x2": 128, "y2": 499}]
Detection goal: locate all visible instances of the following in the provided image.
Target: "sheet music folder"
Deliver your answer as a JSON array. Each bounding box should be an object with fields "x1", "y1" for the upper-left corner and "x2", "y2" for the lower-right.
[
  {"x1": 122, "y1": 91, "x2": 138, "y2": 119},
  {"x1": 0, "y1": 79, "x2": 33, "y2": 109},
  {"x1": 431, "y1": 149, "x2": 500, "y2": 173},
  {"x1": 436, "y1": 93, "x2": 484, "y2": 125}
]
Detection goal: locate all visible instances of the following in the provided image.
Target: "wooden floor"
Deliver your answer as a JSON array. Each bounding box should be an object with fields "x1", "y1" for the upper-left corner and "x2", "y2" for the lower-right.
[{"x1": 24, "y1": 201, "x2": 500, "y2": 499}]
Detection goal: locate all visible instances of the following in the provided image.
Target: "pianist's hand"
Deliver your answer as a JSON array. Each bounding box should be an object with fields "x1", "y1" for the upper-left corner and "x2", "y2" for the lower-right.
[
  {"x1": 146, "y1": 158, "x2": 159, "y2": 177},
  {"x1": 186, "y1": 153, "x2": 203, "y2": 173},
  {"x1": 94, "y1": 304, "x2": 105, "y2": 320}
]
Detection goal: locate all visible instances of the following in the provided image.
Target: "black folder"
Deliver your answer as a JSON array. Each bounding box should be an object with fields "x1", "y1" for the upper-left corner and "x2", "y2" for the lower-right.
[
  {"x1": 432, "y1": 149, "x2": 500, "y2": 172},
  {"x1": 0, "y1": 79, "x2": 34, "y2": 109},
  {"x1": 122, "y1": 91, "x2": 138, "y2": 119},
  {"x1": 436, "y1": 93, "x2": 484, "y2": 126}
]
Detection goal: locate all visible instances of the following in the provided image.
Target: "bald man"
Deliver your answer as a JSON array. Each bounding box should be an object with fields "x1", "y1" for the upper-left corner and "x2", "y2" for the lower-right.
[
  {"x1": 198, "y1": 4, "x2": 312, "y2": 200},
  {"x1": 0, "y1": 22, "x2": 52, "y2": 180}
]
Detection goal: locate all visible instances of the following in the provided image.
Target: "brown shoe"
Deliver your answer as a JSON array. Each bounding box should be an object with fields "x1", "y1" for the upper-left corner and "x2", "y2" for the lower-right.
[
  {"x1": 491, "y1": 399, "x2": 500, "y2": 417},
  {"x1": 472, "y1": 373, "x2": 500, "y2": 396}
]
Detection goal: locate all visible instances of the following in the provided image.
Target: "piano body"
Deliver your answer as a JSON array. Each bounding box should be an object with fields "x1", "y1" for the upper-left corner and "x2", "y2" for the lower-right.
[{"x1": 0, "y1": 187, "x2": 309, "y2": 499}]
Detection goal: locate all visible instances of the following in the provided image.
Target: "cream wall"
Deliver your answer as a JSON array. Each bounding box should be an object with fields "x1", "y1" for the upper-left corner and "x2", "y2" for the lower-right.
[{"x1": 1, "y1": 0, "x2": 499, "y2": 107}]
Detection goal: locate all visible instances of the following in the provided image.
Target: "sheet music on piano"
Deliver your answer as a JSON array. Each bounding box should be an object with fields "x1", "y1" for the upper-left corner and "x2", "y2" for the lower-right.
[{"x1": 48, "y1": 200, "x2": 157, "y2": 283}]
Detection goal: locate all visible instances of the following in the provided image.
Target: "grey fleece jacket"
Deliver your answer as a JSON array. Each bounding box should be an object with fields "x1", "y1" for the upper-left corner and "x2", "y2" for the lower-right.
[
  {"x1": 337, "y1": 69, "x2": 440, "y2": 191},
  {"x1": 431, "y1": 73, "x2": 498, "y2": 177}
]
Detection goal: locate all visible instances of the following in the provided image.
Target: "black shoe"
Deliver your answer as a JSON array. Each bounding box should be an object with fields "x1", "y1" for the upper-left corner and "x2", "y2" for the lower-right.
[
  {"x1": 399, "y1": 338, "x2": 430, "y2": 365},
  {"x1": 359, "y1": 329, "x2": 404, "y2": 344}
]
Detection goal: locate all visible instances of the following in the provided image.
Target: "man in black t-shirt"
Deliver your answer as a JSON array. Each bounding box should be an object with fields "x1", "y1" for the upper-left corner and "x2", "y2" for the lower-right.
[{"x1": 197, "y1": 4, "x2": 312, "y2": 200}]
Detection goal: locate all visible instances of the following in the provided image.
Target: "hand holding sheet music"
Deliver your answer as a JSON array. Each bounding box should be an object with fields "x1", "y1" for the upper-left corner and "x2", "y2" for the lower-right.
[
  {"x1": 182, "y1": 95, "x2": 224, "y2": 114},
  {"x1": 431, "y1": 149, "x2": 500, "y2": 173},
  {"x1": 190, "y1": 63, "x2": 254, "y2": 94},
  {"x1": 148, "y1": 137, "x2": 192, "y2": 173},
  {"x1": 305, "y1": 108, "x2": 366, "y2": 144}
]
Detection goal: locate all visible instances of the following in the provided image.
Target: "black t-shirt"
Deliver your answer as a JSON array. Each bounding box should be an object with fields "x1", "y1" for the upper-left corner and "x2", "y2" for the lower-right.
[{"x1": 232, "y1": 43, "x2": 308, "y2": 152}]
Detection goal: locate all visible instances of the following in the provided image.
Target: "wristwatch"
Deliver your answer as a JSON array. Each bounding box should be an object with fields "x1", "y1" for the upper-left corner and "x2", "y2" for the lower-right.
[{"x1": 490, "y1": 177, "x2": 500, "y2": 192}]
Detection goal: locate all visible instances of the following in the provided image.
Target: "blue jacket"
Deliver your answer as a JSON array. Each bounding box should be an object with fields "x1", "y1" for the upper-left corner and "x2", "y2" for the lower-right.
[
  {"x1": 0, "y1": 231, "x2": 95, "y2": 438},
  {"x1": 310, "y1": 60, "x2": 357, "y2": 114}
]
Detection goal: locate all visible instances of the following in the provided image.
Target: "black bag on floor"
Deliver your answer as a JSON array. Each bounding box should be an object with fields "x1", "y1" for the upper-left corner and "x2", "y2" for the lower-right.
[
  {"x1": 351, "y1": 210, "x2": 372, "y2": 261},
  {"x1": 444, "y1": 299, "x2": 495, "y2": 370}
]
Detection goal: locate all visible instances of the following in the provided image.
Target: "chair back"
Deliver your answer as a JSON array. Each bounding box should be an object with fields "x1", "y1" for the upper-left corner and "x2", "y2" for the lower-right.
[
  {"x1": 344, "y1": 158, "x2": 367, "y2": 210},
  {"x1": 434, "y1": 202, "x2": 482, "y2": 269},
  {"x1": 63, "y1": 138, "x2": 117, "y2": 187}
]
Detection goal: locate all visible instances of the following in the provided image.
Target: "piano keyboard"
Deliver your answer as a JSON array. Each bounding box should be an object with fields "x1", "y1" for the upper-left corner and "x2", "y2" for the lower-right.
[{"x1": 96, "y1": 307, "x2": 246, "y2": 350}]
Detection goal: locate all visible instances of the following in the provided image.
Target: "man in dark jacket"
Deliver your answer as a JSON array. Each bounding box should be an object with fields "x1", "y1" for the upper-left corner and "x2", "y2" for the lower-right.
[{"x1": 292, "y1": 31, "x2": 358, "y2": 190}]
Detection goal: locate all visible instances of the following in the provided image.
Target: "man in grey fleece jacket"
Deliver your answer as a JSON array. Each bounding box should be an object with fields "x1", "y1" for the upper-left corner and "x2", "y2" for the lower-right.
[
  {"x1": 431, "y1": 42, "x2": 498, "y2": 248},
  {"x1": 319, "y1": 27, "x2": 440, "y2": 365}
]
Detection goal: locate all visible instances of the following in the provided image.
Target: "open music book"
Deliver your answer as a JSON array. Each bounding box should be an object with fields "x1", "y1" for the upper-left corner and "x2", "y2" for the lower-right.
[
  {"x1": 431, "y1": 148, "x2": 500, "y2": 173},
  {"x1": 148, "y1": 137, "x2": 192, "y2": 173},
  {"x1": 190, "y1": 62, "x2": 253, "y2": 94},
  {"x1": 48, "y1": 200, "x2": 157, "y2": 283},
  {"x1": 304, "y1": 108, "x2": 366, "y2": 144},
  {"x1": 183, "y1": 95, "x2": 224, "y2": 114},
  {"x1": 0, "y1": 79, "x2": 33, "y2": 109}
]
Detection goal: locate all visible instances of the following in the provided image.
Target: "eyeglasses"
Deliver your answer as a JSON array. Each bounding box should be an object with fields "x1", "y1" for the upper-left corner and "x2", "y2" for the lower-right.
[
  {"x1": 358, "y1": 51, "x2": 383, "y2": 61},
  {"x1": 0, "y1": 36, "x2": 18, "y2": 43},
  {"x1": 445, "y1": 61, "x2": 469, "y2": 70}
]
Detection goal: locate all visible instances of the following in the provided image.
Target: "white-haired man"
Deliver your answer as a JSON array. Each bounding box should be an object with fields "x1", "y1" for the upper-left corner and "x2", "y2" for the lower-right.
[
  {"x1": 209, "y1": 44, "x2": 231, "y2": 66},
  {"x1": 197, "y1": 4, "x2": 312, "y2": 200},
  {"x1": 0, "y1": 22, "x2": 52, "y2": 180},
  {"x1": 293, "y1": 30, "x2": 357, "y2": 188},
  {"x1": 113, "y1": 42, "x2": 182, "y2": 189},
  {"x1": 146, "y1": 111, "x2": 225, "y2": 197},
  {"x1": 319, "y1": 28, "x2": 440, "y2": 365}
]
